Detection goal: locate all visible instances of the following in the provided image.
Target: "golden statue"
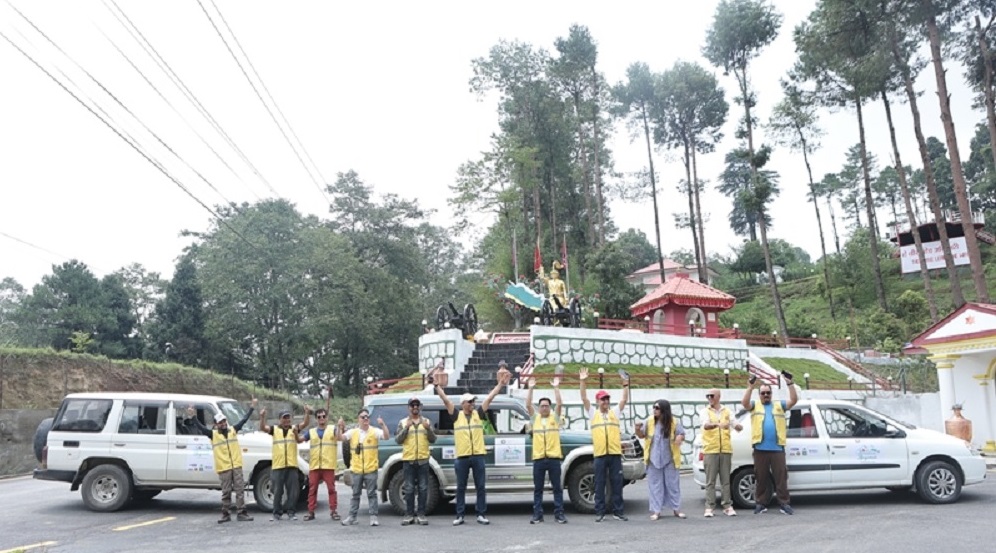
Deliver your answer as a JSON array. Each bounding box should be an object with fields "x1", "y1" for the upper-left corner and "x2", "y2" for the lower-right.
[{"x1": 539, "y1": 260, "x2": 567, "y2": 308}]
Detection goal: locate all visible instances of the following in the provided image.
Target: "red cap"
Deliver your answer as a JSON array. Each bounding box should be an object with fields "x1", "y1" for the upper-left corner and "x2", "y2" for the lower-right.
[{"x1": 595, "y1": 390, "x2": 610, "y2": 400}]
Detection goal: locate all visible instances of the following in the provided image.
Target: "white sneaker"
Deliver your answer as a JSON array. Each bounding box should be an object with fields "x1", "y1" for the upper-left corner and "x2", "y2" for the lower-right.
[
  {"x1": 370, "y1": 516, "x2": 379, "y2": 526},
  {"x1": 476, "y1": 515, "x2": 490, "y2": 525}
]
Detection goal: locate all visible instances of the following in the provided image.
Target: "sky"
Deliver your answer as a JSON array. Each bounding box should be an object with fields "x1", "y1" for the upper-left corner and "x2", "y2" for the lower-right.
[{"x1": 0, "y1": 0, "x2": 987, "y2": 290}]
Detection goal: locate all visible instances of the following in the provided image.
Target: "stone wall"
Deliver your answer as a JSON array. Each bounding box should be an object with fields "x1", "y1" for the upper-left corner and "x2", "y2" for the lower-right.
[
  {"x1": 531, "y1": 327, "x2": 749, "y2": 371},
  {"x1": 417, "y1": 329, "x2": 476, "y2": 382},
  {"x1": 0, "y1": 409, "x2": 55, "y2": 476}
]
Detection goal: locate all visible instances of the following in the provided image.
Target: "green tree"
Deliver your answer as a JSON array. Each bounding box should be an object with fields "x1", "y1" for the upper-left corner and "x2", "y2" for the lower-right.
[
  {"x1": 615, "y1": 229, "x2": 659, "y2": 271},
  {"x1": 111, "y1": 263, "x2": 165, "y2": 355},
  {"x1": 584, "y1": 241, "x2": 643, "y2": 319},
  {"x1": 0, "y1": 277, "x2": 25, "y2": 346},
  {"x1": 717, "y1": 147, "x2": 779, "y2": 241},
  {"x1": 146, "y1": 254, "x2": 208, "y2": 368}
]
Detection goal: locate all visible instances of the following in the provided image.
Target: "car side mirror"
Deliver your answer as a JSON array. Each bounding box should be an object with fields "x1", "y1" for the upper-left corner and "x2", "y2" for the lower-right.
[{"x1": 885, "y1": 424, "x2": 905, "y2": 438}]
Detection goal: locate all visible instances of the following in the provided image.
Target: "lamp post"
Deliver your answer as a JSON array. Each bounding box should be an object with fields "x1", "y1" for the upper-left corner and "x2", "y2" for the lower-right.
[
  {"x1": 533, "y1": 316, "x2": 541, "y2": 326},
  {"x1": 664, "y1": 366, "x2": 671, "y2": 389},
  {"x1": 419, "y1": 367, "x2": 427, "y2": 388},
  {"x1": 593, "y1": 311, "x2": 600, "y2": 330},
  {"x1": 847, "y1": 375, "x2": 853, "y2": 390},
  {"x1": 644, "y1": 315, "x2": 651, "y2": 333},
  {"x1": 803, "y1": 372, "x2": 810, "y2": 390},
  {"x1": 723, "y1": 368, "x2": 730, "y2": 389},
  {"x1": 514, "y1": 365, "x2": 522, "y2": 390},
  {"x1": 845, "y1": 335, "x2": 852, "y2": 350},
  {"x1": 597, "y1": 367, "x2": 605, "y2": 389},
  {"x1": 887, "y1": 375, "x2": 894, "y2": 393},
  {"x1": 772, "y1": 330, "x2": 779, "y2": 347},
  {"x1": 689, "y1": 321, "x2": 696, "y2": 337},
  {"x1": 732, "y1": 322, "x2": 740, "y2": 339},
  {"x1": 421, "y1": 319, "x2": 429, "y2": 334}
]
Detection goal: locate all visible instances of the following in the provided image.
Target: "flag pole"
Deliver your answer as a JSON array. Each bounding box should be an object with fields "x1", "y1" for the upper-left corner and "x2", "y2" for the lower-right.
[{"x1": 512, "y1": 227, "x2": 519, "y2": 283}]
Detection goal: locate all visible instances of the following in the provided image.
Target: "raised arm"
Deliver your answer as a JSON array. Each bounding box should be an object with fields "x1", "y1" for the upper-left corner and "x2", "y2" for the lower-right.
[
  {"x1": 786, "y1": 377, "x2": 799, "y2": 409},
  {"x1": 259, "y1": 408, "x2": 272, "y2": 434},
  {"x1": 335, "y1": 418, "x2": 347, "y2": 442},
  {"x1": 553, "y1": 378, "x2": 563, "y2": 419},
  {"x1": 435, "y1": 383, "x2": 455, "y2": 415},
  {"x1": 296, "y1": 405, "x2": 313, "y2": 432},
  {"x1": 741, "y1": 379, "x2": 755, "y2": 410},
  {"x1": 617, "y1": 373, "x2": 630, "y2": 412},
  {"x1": 525, "y1": 378, "x2": 536, "y2": 417},
  {"x1": 481, "y1": 371, "x2": 510, "y2": 411},
  {"x1": 377, "y1": 417, "x2": 390, "y2": 440},
  {"x1": 579, "y1": 367, "x2": 591, "y2": 412},
  {"x1": 231, "y1": 397, "x2": 257, "y2": 432},
  {"x1": 424, "y1": 417, "x2": 437, "y2": 443},
  {"x1": 184, "y1": 406, "x2": 212, "y2": 438}
]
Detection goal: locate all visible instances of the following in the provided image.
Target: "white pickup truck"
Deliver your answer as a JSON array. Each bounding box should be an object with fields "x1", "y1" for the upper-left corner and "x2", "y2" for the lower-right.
[{"x1": 34, "y1": 392, "x2": 309, "y2": 512}]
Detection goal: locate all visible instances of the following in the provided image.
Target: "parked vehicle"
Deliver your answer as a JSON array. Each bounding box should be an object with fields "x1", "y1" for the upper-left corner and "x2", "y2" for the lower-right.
[
  {"x1": 33, "y1": 392, "x2": 309, "y2": 512},
  {"x1": 361, "y1": 394, "x2": 646, "y2": 515},
  {"x1": 692, "y1": 399, "x2": 987, "y2": 508}
]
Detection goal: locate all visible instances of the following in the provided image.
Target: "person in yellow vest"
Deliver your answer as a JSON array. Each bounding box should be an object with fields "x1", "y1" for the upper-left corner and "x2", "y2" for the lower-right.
[
  {"x1": 579, "y1": 366, "x2": 630, "y2": 522},
  {"x1": 699, "y1": 388, "x2": 743, "y2": 517},
  {"x1": 635, "y1": 399, "x2": 686, "y2": 520},
  {"x1": 434, "y1": 371, "x2": 509, "y2": 526},
  {"x1": 741, "y1": 376, "x2": 798, "y2": 515},
  {"x1": 338, "y1": 408, "x2": 389, "y2": 526},
  {"x1": 302, "y1": 407, "x2": 341, "y2": 521},
  {"x1": 259, "y1": 405, "x2": 312, "y2": 521},
  {"x1": 526, "y1": 374, "x2": 567, "y2": 524},
  {"x1": 183, "y1": 398, "x2": 257, "y2": 523},
  {"x1": 395, "y1": 396, "x2": 437, "y2": 526}
]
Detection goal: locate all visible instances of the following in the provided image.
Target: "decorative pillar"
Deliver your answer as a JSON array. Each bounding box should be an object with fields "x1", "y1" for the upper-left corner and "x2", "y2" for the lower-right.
[
  {"x1": 929, "y1": 354, "x2": 960, "y2": 430},
  {"x1": 979, "y1": 378, "x2": 996, "y2": 453}
]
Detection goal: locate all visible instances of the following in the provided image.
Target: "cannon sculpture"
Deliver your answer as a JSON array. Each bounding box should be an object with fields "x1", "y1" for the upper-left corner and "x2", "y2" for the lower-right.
[
  {"x1": 435, "y1": 302, "x2": 479, "y2": 337},
  {"x1": 503, "y1": 282, "x2": 582, "y2": 328}
]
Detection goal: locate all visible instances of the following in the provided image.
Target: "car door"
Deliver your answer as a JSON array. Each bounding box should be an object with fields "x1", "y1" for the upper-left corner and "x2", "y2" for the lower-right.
[
  {"x1": 165, "y1": 402, "x2": 220, "y2": 485},
  {"x1": 818, "y1": 405, "x2": 909, "y2": 486},
  {"x1": 112, "y1": 400, "x2": 169, "y2": 484},
  {"x1": 486, "y1": 406, "x2": 532, "y2": 490},
  {"x1": 782, "y1": 406, "x2": 832, "y2": 489}
]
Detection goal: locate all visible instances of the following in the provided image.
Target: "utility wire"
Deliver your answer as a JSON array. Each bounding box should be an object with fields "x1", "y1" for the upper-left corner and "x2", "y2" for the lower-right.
[
  {"x1": 0, "y1": 27, "x2": 258, "y2": 251},
  {"x1": 6, "y1": 2, "x2": 236, "y2": 208},
  {"x1": 0, "y1": 230, "x2": 75, "y2": 264},
  {"x1": 197, "y1": 0, "x2": 331, "y2": 205},
  {"x1": 104, "y1": 0, "x2": 282, "y2": 199}
]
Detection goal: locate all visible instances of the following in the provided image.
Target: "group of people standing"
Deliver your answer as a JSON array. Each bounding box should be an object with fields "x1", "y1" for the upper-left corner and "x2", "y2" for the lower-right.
[{"x1": 189, "y1": 366, "x2": 800, "y2": 526}]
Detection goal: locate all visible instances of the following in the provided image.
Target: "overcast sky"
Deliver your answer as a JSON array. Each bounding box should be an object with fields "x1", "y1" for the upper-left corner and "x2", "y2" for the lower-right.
[{"x1": 0, "y1": 0, "x2": 985, "y2": 290}]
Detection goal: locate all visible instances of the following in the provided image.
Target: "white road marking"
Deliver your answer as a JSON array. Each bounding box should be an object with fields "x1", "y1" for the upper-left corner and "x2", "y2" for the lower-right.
[{"x1": 0, "y1": 541, "x2": 57, "y2": 553}]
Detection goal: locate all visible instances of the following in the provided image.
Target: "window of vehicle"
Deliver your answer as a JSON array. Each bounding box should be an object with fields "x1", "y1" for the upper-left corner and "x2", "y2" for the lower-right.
[
  {"x1": 493, "y1": 406, "x2": 530, "y2": 434},
  {"x1": 118, "y1": 401, "x2": 169, "y2": 434},
  {"x1": 218, "y1": 401, "x2": 253, "y2": 432},
  {"x1": 52, "y1": 398, "x2": 113, "y2": 432},
  {"x1": 366, "y1": 405, "x2": 410, "y2": 437},
  {"x1": 175, "y1": 402, "x2": 218, "y2": 435},
  {"x1": 786, "y1": 407, "x2": 819, "y2": 439},
  {"x1": 819, "y1": 406, "x2": 890, "y2": 438}
]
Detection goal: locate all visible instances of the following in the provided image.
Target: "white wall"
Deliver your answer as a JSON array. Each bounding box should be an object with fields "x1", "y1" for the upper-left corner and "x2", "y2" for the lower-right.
[{"x1": 417, "y1": 329, "x2": 476, "y2": 383}]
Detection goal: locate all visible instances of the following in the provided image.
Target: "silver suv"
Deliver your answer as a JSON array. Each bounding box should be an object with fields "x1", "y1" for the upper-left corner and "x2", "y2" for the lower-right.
[{"x1": 34, "y1": 392, "x2": 309, "y2": 512}]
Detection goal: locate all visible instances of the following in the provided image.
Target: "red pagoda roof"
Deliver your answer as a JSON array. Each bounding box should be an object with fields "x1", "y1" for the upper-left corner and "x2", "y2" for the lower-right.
[{"x1": 630, "y1": 273, "x2": 736, "y2": 316}]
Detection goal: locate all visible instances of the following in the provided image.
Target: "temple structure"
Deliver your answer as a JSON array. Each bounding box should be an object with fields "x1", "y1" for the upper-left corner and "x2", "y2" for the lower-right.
[{"x1": 629, "y1": 272, "x2": 736, "y2": 339}]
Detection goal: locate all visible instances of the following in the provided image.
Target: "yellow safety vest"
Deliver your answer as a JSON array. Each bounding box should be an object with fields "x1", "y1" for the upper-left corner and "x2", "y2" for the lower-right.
[
  {"x1": 751, "y1": 401, "x2": 787, "y2": 447},
  {"x1": 271, "y1": 426, "x2": 299, "y2": 470},
  {"x1": 643, "y1": 417, "x2": 682, "y2": 468},
  {"x1": 701, "y1": 407, "x2": 734, "y2": 455},
  {"x1": 454, "y1": 410, "x2": 486, "y2": 457},
  {"x1": 401, "y1": 418, "x2": 432, "y2": 461},
  {"x1": 349, "y1": 429, "x2": 380, "y2": 475},
  {"x1": 590, "y1": 409, "x2": 622, "y2": 457},
  {"x1": 307, "y1": 427, "x2": 337, "y2": 471},
  {"x1": 211, "y1": 427, "x2": 243, "y2": 473},
  {"x1": 532, "y1": 414, "x2": 562, "y2": 460}
]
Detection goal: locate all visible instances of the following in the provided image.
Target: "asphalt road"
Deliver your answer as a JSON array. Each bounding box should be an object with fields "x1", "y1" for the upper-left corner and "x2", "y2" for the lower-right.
[{"x1": 2, "y1": 471, "x2": 994, "y2": 553}]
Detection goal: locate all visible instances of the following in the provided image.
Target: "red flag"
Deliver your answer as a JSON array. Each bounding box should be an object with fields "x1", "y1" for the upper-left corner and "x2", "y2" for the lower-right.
[
  {"x1": 533, "y1": 235, "x2": 542, "y2": 273},
  {"x1": 561, "y1": 235, "x2": 568, "y2": 270}
]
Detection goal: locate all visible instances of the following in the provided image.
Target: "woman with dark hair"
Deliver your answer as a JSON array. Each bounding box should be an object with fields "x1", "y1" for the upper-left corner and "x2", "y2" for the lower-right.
[{"x1": 635, "y1": 399, "x2": 686, "y2": 520}]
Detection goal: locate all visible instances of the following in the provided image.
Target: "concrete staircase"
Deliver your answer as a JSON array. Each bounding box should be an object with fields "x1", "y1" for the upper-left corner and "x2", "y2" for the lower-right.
[{"x1": 445, "y1": 342, "x2": 531, "y2": 396}]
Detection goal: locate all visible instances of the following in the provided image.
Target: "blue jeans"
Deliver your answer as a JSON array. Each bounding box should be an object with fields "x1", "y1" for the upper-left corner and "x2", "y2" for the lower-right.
[
  {"x1": 270, "y1": 467, "x2": 298, "y2": 515},
  {"x1": 532, "y1": 458, "x2": 564, "y2": 518},
  {"x1": 454, "y1": 455, "x2": 486, "y2": 517},
  {"x1": 403, "y1": 461, "x2": 430, "y2": 516},
  {"x1": 593, "y1": 454, "x2": 624, "y2": 516}
]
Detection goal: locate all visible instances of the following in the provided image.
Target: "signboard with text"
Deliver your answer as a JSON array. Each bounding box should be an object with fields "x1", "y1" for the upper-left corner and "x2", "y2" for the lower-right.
[{"x1": 899, "y1": 237, "x2": 970, "y2": 273}]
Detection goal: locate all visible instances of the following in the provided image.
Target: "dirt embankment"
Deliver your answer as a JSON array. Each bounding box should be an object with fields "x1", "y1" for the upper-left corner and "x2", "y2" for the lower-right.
[{"x1": 0, "y1": 348, "x2": 290, "y2": 409}]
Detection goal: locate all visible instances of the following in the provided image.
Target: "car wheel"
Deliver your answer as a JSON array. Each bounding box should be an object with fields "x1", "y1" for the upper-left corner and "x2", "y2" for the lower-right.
[
  {"x1": 33, "y1": 417, "x2": 54, "y2": 462},
  {"x1": 81, "y1": 464, "x2": 132, "y2": 512},
  {"x1": 252, "y1": 466, "x2": 274, "y2": 512},
  {"x1": 915, "y1": 460, "x2": 962, "y2": 504},
  {"x1": 731, "y1": 468, "x2": 756, "y2": 510},
  {"x1": 388, "y1": 469, "x2": 442, "y2": 515},
  {"x1": 568, "y1": 460, "x2": 607, "y2": 514}
]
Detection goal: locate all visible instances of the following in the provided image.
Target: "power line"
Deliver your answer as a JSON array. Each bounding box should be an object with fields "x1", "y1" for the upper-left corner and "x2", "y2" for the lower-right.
[
  {"x1": 0, "y1": 230, "x2": 74, "y2": 264},
  {"x1": 197, "y1": 0, "x2": 331, "y2": 205},
  {"x1": 0, "y1": 26, "x2": 259, "y2": 251},
  {"x1": 5, "y1": 1, "x2": 237, "y2": 208},
  {"x1": 103, "y1": 0, "x2": 282, "y2": 199}
]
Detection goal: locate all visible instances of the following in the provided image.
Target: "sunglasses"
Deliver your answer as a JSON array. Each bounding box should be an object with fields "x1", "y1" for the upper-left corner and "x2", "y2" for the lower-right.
[
  {"x1": 359, "y1": 415, "x2": 370, "y2": 419},
  {"x1": 706, "y1": 394, "x2": 715, "y2": 399},
  {"x1": 316, "y1": 414, "x2": 327, "y2": 419},
  {"x1": 598, "y1": 397, "x2": 610, "y2": 401},
  {"x1": 653, "y1": 405, "x2": 661, "y2": 410},
  {"x1": 759, "y1": 391, "x2": 772, "y2": 396},
  {"x1": 409, "y1": 404, "x2": 421, "y2": 408}
]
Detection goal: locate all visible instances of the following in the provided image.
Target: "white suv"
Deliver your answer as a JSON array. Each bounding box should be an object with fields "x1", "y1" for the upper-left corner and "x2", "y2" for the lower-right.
[{"x1": 34, "y1": 392, "x2": 309, "y2": 512}]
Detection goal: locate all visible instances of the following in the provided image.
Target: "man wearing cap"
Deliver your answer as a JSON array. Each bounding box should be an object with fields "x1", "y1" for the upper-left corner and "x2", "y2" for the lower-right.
[
  {"x1": 260, "y1": 405, "x2": 312, "y2": 521},
  {"x1": 302, "y1": 405, "x2": 341, "y2": 521},
  {"x1": 741, "y1": 376, "x2": 798, "y2": 515},
  {"x1": 434, "y1": 371, "x2": 510, "y2": 526},
  {"x1": 338, "y1": 408, "x2": 390, "y2": 526},
  {"x1": 699, "y1": 388, "x2": 742, "y2": 517},
  {"x1": 396, "y1": 397, "x2": 437, "y2": 526},
  {"x1": 579, "y1": 367, "x2": 630, "y2": 522},
  {"x1": 184, "y1": 398, "x2": 257, "y2": 523},
  {"x1": 526, "y1": 374, "x2": 567, "y2": 524}
]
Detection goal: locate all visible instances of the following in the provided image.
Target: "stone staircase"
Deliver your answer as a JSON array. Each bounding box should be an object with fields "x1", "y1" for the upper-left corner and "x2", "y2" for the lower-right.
[{"x1": 445, "y1": 342, "x2": 531, "y2": 396}]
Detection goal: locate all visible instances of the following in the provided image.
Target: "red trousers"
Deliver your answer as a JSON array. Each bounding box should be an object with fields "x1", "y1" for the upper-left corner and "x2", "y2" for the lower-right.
[{"x1": 307, "y1": 469, "x2": 338, "y2": 513}]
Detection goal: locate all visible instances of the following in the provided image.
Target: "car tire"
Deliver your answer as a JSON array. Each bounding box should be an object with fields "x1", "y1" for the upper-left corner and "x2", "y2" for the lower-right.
[
  {"x1": 388, "y1": 469, "x2": 442, "y2": 515},
  {"x1": 567, "y1": 460, "x2": 601, "y2": 514},
  {"x1": 252, "y1": 466, "x2": 274, "y2": 512},
  {"x1": 730, "y1": 468, "x2": 756, "y2": 510},
  {"x1": 81, "y1": 464, "x2": 133, "y2": 512},
  {"x1": 33, "y1": 417, "x2": 54, "y2": 462},
  {"x1": 915, "y1": 460, "x2": 962, "y2": 504}
]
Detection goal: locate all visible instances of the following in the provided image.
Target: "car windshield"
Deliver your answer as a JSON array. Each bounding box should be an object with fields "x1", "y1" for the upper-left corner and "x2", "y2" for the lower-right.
[{"x1": 219, "y1": 401, "x2": 255, "y2": 432}]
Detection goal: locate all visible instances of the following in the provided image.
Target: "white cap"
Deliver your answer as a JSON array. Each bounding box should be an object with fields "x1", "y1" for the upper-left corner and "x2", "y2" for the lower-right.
[
  {"x1": 213, "y1": 413, "x2": 227, "y2": 423},
  {"x1": 460, "y1": 393, "x2": 476, "y2": 404}
]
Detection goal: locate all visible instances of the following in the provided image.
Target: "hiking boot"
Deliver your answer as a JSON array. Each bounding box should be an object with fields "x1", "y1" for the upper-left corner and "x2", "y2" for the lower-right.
[
  {"x1": 753, "y1": 504, "x2": 767, "y2": 515},
  {"x1": 416, "y1": 515, "x2": 429, "y2": 526},
  {"x1": 555, "y1": 514, "x2": 568, "y2": 524},
  {"x1": 341, "y1": 516, "x2": 358, "y2": 526},
  {"x1": 217, "y1": 512, "x2": 231, "y2": 524},
  {"x1": 303, "y1": 512, "x2": 315, "y2": 521},
  {"x1": 401, "y1": 515, "x2": 415, "y2": 526},
  {"x1": 370, "y1": 516, "x2": 379, "y2": 526},
  {"x1": 236, "y1": 511, "x2": 253, "y2": 522},
  {"x1": 779, "y1": 504, "x2": 794, "y2": 515}
]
